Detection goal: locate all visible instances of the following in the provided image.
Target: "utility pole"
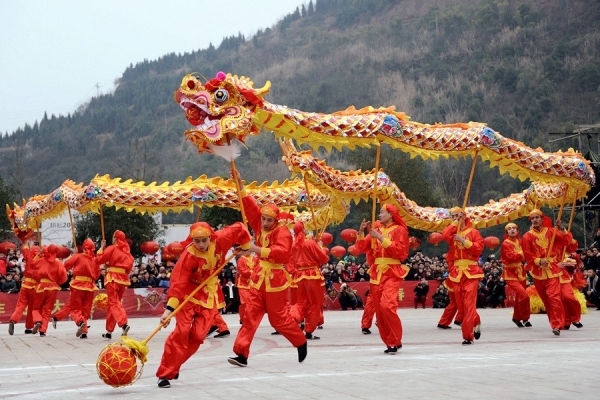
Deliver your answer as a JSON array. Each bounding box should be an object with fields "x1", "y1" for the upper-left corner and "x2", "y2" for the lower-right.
[{"x1": 95, "y1": 83, "x2": 100, "y2": 97}]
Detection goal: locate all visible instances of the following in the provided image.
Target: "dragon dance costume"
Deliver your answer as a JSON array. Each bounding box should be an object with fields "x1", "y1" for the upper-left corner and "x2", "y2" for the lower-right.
[
  {"x1": 442, "y1": 208, "x2": 484, "y2": 344},
  {"x1": 95, "y1": 230, "x2": 134, "y2": 336},
  {"x1": 500, "y1": 223, "x2": 531, "y2": 326},
  {"x1": 355, "y1": 204, "x2": 409, "y2": 353},
  {"x1": 157, "y1": 222, "x2": 250, "y2": 383}
]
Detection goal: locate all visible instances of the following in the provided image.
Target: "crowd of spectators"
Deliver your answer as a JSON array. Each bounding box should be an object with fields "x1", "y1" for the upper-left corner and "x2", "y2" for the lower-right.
[{"x1": 2, "y1": 242, "x2": 600, "y2": 312}]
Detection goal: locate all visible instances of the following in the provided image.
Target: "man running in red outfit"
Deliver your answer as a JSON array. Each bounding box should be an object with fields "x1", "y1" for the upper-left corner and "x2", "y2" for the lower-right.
[
  {"x1": 96, "y1": 230, "x2": 134, "y2": 339},
  {"x1": 235, "y1": 253, "x2": 254, "y2": 324},
  {"x1": 500, "y1": 223, "x2": 532, "y2": 328},
  {"x1": 8, "y1": 240, "x2": 41, "y2": 335},
  {"x1": 229, "y1": 174, "x2": 308, "y2": 367},
  {"x1": 288, "y1": 222, "x2": 329, "y2": 340},
  {"x1": 156, "y1": 221, "x2": 251, "y2": 388},
  {"x1": 31, "y1": 244, "x2": 68, "y2": 336},
  {"x1": 354, "y1": 204, "x2": 409, "y2": 354},
  {"x1": 521, "y1": 209, "x2": 567, "y2": 335},
  {"x1": 63, "y1": 239, "x2": 101, "y2": 338},
  {"x1": 442, "y1": 207, "x2": 484, "y2": 345},
  {"x1": 558, "y1": 234, "x2": 583, "y2": 330}
]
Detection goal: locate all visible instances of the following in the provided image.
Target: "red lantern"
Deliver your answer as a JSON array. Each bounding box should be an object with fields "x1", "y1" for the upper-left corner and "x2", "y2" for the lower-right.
[
  {"x1": 409, "y1": 236, "x2": 422, "y2": 250},
  {"x1": 96, "y1": 343, "x2": 138, "y2": 387},
  {"x1": 348, "y1": 245, "x2": 361, "y2": 256},
  {"x1": 330, "y1": 245, "x2": 346, "y2": 258},
  {"x1": 484, "y1": 236, "x2": 500, "y2": 249},
  {"x1": 0, "y1": 242, "x2": 17, "y2": 254},
  {"x1": 56, "y1": 246, "x2": 71, "y2": 259},
  {"x1": 340, "y1": 229, "x2": 358, "y2": 243},
  {"x1": 167, "y1": 241, "x2": 184, "y2": 256},
  {"x1": 322, "y1": 247, "x2": 329, "y2": 255},
  {"x1": 161, "y1": 252, "x2": 176, "y2": 262},
  {"x1": 140, "y1": 241, "x2": 159, "y2": 255},
  {"x1": 320, "y1": 232, "x2": 333, "y2": 246},
  {"x1": 427, "y1": 232, "x2": 443, "y2": 246}
]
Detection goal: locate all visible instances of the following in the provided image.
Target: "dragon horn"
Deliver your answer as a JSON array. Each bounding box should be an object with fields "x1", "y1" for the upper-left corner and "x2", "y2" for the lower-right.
[
  {"x1": 22, "y1": 198, "x2": 27, "y2": 207},
  {"x1": 256, "y1": 80, "x2": 271, "y2": 96},
  {"x1": 6, "y1": 204, "x2": 11, "y2": 216}
]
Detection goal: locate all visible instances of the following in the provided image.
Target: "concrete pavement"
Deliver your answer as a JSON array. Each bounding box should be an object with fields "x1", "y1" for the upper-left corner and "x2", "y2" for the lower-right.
[{"x1": 1, "y1": 308, "x2": 599, "y2": 399}]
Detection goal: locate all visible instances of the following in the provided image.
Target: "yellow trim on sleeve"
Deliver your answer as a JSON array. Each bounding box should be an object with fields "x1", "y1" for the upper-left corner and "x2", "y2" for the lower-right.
[
  {"x1": 260, "y1": 247, "x2": 271, "y2": 258},
  {"x1": 463, "y1": 239, "x2": 472, "y2": 249},
  {"x1": 167, "y1": 297, "x2": 180, "y2": 309}
]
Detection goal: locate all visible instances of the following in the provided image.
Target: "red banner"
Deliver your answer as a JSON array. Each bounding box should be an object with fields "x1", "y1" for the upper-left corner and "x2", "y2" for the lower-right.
[
  {"x1": 0, "y1": 288, "x2": 166, "y2": 323},
  {"x1": 1, "y1": 282, "x2": 446, "y2": 322}
]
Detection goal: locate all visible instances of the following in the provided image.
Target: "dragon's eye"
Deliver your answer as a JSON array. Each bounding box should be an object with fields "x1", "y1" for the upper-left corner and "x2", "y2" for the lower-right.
[{"x1": 214, "y1": 89, "x2": 229, "y2": 103}]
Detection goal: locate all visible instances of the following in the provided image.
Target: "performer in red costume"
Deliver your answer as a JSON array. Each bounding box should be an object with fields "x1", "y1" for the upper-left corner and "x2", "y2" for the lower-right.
[
  {"x1": 437, "y1": 278, "x2": 463, "y2": 329},
  {"x1": 63, "y1": 239, "x2": 101, "y2": 338},
  {"x1": 442, "y1": 207, "x2": 484, "y2": 345},
  {"x1": 558, "y1": 234, "x2": 583, "y2": 330},
  {"x1": 500, "y1": 223, "x2": 532, "y2": 328},
  {"x1": 31, "y1": 244, "x2": 68, "y2": 336},
  {"x1": 358, "y1": 221, "x2": 380, "y2": 335},
  {"x1": 96, "y1": 230, "x2": 134, "y2": 339},
  {"x1": 229, "y1": 173, "x2": 308, "y2": 367},
  {"x1": 235, "y1": 253, "x2": 254, "y2": 324},
  {"x1": 354, "y1": 204, "x2": 409, "y2": 354},
  {"x1": 8, "y1": 240, "x2": 41, "y2": 335},
  {"x1": 521, "y1": 209, "x2": 567, "y2": 335},
  {"x1": 288, "y1": 222, "x2": 329, "y2": 340},
  {"x1": 156, "y1": 221, "x2": 251, "y2": 388}
]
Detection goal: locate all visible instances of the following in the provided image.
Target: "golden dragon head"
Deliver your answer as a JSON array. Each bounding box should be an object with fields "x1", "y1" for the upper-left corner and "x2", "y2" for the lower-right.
[
  {"x1": 174, "y1": 72, "x2": 271, "y2": 154},
  {"x1": 5, "y1": 201, "x2": 34, "y2": 242}
]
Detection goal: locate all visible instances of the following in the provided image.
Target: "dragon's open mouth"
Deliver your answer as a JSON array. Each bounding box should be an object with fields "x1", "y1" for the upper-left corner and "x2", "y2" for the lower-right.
[{"x1": 180, "y1": 99, "x2": 221, "y2": 130}]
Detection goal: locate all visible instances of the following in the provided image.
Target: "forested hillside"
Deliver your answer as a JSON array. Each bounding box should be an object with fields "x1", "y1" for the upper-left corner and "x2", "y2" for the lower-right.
[{"x1": 1, "y1": 0, "x2": 599, "y2": 242}]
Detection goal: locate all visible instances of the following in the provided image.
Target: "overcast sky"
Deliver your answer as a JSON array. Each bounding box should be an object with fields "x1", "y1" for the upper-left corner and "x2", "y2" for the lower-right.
[{"x1": 0, "y1": 0, "x2": 305, "y2": 134}]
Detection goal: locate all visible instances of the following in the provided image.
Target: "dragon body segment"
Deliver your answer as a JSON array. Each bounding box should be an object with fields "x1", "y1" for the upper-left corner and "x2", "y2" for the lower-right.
[
  {"x1": 176, "y1": 73, "x2": 595, "y2": 195},
  {"x1": 280, "y1": 140, "x2": 575, "y2": 232},
  {"x1": 6, "y1": 174, "x2": 346, "y2": 236}
]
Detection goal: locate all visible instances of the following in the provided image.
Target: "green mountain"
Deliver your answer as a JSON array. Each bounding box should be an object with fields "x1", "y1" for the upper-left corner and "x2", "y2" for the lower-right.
[{"x1": 1, "y1": 0, "x2": 599, "y2": 245}]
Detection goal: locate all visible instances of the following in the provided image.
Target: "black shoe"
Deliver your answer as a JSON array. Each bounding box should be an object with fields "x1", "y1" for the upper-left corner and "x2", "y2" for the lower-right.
[
  {"x1": 158, "y1": 378, "x2": 170, "y2": 388},
  {"x1": 121, "y1": 324, "x2": 130, "y2": 336},
  {"x1": 317, "y1": 325, "x2": 323, "y2": 329},
  {"x1": 305, "y1": 332, "x2": 320, "y2": 340},
  {"x1": 39, "y1": 332, "x2": 46, "y2": 337},
  {"x1": 271, "y1": 331, "x2": 280, "y2": 335},
  {"x1": 512, "y1": 319, "x2": 524, "y2": 328},
  {"x1": 552, "y1": 328, "x2": 560, "y2": 336},
  {"x1": 228, "y1": 355, "x2": 248, "y2": 367},
  {"x1": 24, "y1": 329, "x2": 33, "y2": 334},
  {"x1": 523, "y1": 321, "x2": 532, "y2": 327},
  {"x1": 76, "y1": 322, "x2": 85, "y2": 337},
  {"x1": 80, "y1": 334, "x2": 88, "y2": 339},
  {"x1": 362, "y1": 328, "x2": 371, "y2": 334},
  {"x1": 102, "y1": 332, "x2": 112, "y2": 339},
  {"x1": 563, "y1": 325, "x2": 570, "y2": 330},
  {"x1": 384, "y1": 346, "x2": 398, "y2": 354},
  {"x1": 474, "y1": 325, "x2": 481, "y2": 340},
  {"x1": 51, "y1": 317, "x2": 57, "y2": 329},
  {"x1": 462, "y1": 340, "x2": 473, "y2": 345},
  {"x1": 454, "y1": 321, "x2": 462, "y2": 326},
  {"x1": 8, "y1": 321, "x2": 14, "y2": 336},
  {"x1": 437, "y1": 324, "x2": 451, "y2": 329},
  {"x1": 32, "y1": 322, "x2": 41, "y2": 335},
  {"x1": 214, "y1": 330, "x2": 230, "y2": 338},
  {"x1": 572, "y1": 321, "x2": 583, "y2": 328},
  {"x1": 297, "y1": 342, "x2": 308, "y2": 362},
  {"x1": 208, "y1": 325, "x2": 218, "y2": 335}
]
